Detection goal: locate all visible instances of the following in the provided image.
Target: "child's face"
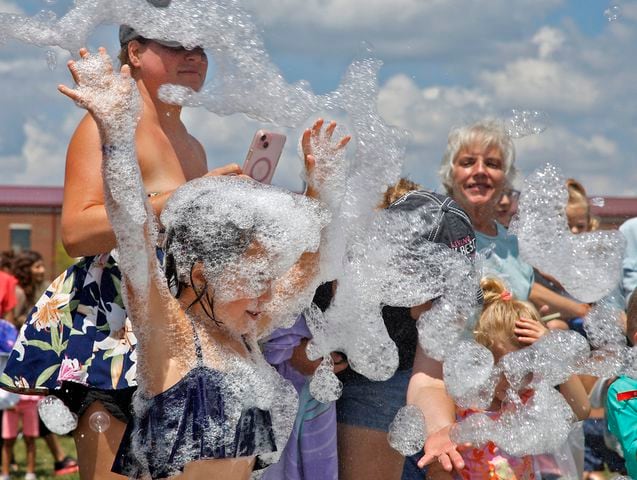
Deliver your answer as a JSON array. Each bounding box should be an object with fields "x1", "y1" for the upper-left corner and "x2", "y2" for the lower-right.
[
  {"x1": 565, "y1": 203, "x2": 589, "y2": 234},
  {"x1": 491, "y1": 342, "x2": 534, "y2": 402}
]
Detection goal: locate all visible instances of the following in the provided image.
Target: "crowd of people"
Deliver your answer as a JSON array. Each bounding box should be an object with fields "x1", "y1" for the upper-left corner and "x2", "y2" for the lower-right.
[
  {"x1": 0, "y1": 11, "x2": 637, "y2": 480},
  {"x1": 0, "y1": 251, "x2": 79, "y2": 479}
]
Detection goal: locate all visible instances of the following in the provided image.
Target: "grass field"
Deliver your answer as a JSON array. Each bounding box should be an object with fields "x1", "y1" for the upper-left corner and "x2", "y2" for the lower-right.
[{"x1": 9, "y1": 435, "x2": 79, "y2": 480}]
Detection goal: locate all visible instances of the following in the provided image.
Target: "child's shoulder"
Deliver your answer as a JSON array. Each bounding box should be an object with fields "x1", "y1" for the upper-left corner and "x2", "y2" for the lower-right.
[
  {"x1": 608, "y1": 375, "x2": 637, "y2": 407},
  {"x1": 609, "y1": 375, "x2": 637, "y2": 392}
]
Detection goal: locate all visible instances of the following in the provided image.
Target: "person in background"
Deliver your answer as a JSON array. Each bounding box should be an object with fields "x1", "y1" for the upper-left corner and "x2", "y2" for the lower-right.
[
  {"x1": 261, "y1": 285, "x2": 348, "y2": 480},
  {"x1": 10, "y1": 250, "x2": 80, "y2": 476},
  {"x1": 11, "y1": 251, "x2": 48, "y2": 329},
  {"x1": 0, "y1": 253, "x2": 16, "y2": 326},
  {"x1": 494, "y1": 185, "x2": 520, "y2": 229},
  {"x1": 606, "y1": 290, "x2": 637, "y2": 479},
  {"x1": 619, "y1": 217, "x2": 637, "y2": 305},
  {"x1": 0, "y1": 2, "x2": 241, "y2": 477},
  {"x1": 464, "y1": 278, "x2": 589, "y2": 480},
  {"x1": 1, "y1": 392, "x2": 39, "y2": 480},
  {"x1": 438, "y1": 118, "x2": 591, "y2": 321},
  {"x1": 338, "y1": 185, "x2": 478, "y2": 480}
]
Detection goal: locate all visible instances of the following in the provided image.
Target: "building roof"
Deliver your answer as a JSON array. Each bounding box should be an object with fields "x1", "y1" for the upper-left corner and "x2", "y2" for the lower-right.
[
  {"x1": 0, "y1": 185, "x2": 63, "y2": 207},
  {"x1": 590, "y1": 196, "x2": 637, "y2": 222}
]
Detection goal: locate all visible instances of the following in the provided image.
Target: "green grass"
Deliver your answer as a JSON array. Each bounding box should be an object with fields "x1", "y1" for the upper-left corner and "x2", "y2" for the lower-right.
[{"x1": 9, "y1": 435, "x2": 79, "y2": 480}]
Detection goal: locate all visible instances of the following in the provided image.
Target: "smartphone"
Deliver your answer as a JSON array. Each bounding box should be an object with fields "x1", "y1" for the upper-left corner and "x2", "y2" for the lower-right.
[{"x1": 243, "y1": 130, "x2": 286, "y2": 184}]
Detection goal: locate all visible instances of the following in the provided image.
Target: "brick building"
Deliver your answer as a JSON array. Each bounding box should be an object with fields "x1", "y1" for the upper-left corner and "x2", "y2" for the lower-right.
[
  {"x1": 590, "y1": 197, "x2": 637, "y2": 229},
  {"x1": 0, "y1": 185, "x2": 64, "y2": 275}
]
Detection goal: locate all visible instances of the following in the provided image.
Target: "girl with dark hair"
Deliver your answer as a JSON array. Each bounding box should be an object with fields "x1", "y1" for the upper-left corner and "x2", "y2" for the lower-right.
[
  {"x1": 11, "y1": 251, "x2": 46, "y2": 328},
  {"x1": 1, "y1": 24, "x2": 239, "y2": 480},
  {"x1": 56, "y1": 47, "x2": 349, "y2": 479}
]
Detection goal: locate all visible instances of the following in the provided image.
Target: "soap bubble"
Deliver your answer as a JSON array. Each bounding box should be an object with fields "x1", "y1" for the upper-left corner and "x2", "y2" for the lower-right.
[
  {"x1": 388, "y1": 405, "x2": 427, "y2": 456},
  {"x1": 89, "y1": 411, "x2": 111, "y2": 433},
  {"x1": 38, "y1": 395, "x2": 78, "y2": 435},
  {"x1": 443, "y1": 340, "x2": 496, "y2": 409},
  {"x1": 506, "y1": 109, "x2": 550, "y2": 138},
  {"x1": 590, "y1": 197, "x2": 605, "y2": 208},
  {"x1": 604, "y1": 4, "x2": 621, "y2": 22},
  {"x1": 510, "y1": 164, "x2": 625, "y2": 302},
  {"x1": 0, "y1": 389, "x2": 19, "y2": 410},
  {"x1": 309, "y1": 357, "x2": 342, "y2": 403},
  {"x1": 45, "y1": 49, "x2": 56, "y2": 70}
]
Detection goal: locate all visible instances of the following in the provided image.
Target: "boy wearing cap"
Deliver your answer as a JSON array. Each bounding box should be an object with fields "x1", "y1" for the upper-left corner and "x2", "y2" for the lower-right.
[
  {"x1": 337, "y1": 189, "x2": 476, "y2": 480},
  {"x1": 606, "y1": 291, "x2": 637, "y2": 478}
]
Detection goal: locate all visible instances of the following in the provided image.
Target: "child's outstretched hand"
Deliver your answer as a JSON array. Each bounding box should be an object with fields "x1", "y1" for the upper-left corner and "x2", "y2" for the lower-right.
[
  {"x1": 58, "y1": 47, "x2": 140, "y2": 140},
  {"x1": 301, "y1": 118, "x2": 351, "y2": 200},
  {"x1": 514, "y1": 317, "x2": 548, "y2": 345}
]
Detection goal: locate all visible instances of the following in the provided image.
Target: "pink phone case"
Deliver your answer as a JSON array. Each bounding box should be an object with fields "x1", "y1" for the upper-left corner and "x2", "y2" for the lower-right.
[{"x1": 243, "y1": 130, "x2": 287, "y2": 184}]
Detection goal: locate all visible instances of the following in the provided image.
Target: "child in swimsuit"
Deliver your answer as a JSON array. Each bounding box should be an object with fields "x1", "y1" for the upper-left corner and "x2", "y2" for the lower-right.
[{"x1": 57, "y1": 47, "x2": 349, "y2": 479}]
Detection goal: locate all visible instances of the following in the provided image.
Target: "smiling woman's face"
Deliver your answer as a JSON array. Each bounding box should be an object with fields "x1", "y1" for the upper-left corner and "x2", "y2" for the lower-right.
[
  {"x1": 450, "y1": 139, "x2": 506, "y2": 215},
  {"x1": 133, "y1": 39, "x2": 208, "y2": 92}
]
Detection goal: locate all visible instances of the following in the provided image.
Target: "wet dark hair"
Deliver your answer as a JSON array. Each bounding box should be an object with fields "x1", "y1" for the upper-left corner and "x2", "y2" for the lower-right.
[
  {"x1": 12, "y1": 250, "x2": 43, "y2": 305},
  {"x1": 118, "y1": 37, "x2": 149, "y2": 69},
  {"x1": 0, "y1": 250, "x2": 14, "y2": 272},
  {"x1": 163, "y1": 204, "x2": 256, "y2": 324}
]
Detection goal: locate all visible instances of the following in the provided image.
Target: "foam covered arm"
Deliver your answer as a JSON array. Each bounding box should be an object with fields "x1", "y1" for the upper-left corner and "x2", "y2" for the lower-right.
[{"x1": 58, "y1": 48, "x2": 155, "y2": 301}]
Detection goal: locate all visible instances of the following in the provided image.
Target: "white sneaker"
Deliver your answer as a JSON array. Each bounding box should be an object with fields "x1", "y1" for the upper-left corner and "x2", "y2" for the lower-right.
[{"x1": 25, "y1": 473, "x2": 37, "y2": 480}]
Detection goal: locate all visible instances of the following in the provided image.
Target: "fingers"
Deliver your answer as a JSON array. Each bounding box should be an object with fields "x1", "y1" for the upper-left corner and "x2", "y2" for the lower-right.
[
  {"x1": 337, "y1": 135, "x2": 351, "y2": 149},
  {"x1": 98, "y1": 46, "x2": 114, "y2": 76},
  {"x1": 311, "y1": 118, "x2": 324, "y2": 138},
  {"x1": 67, "y1": 59, "x2": 81, "y2": 86},
  {"x1": 57, "y1": 84, "x2": 81, "y2": 103},
  {"x1": 417, "y1": 451, "x2": 436, "y2": 468},
  {"x1": 205, "y1": 163, "x2": 242, "y2": 177},
  {"x1": 301, "y1": 128, "x2": 312, "y2": 158},
  {"x1": 324, "y1": 120, "x2": 336, "y2": 142},
  {"x1": 448, "y1": 448, "x2": 466, "y2": 471}
]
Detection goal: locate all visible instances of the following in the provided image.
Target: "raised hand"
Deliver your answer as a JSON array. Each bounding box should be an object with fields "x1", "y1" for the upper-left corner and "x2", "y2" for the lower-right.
[
  {"x1": 301, "y1": 118, "x2": 351, "y2": 200},
  {"x1": 58, "y1": 47, "x2": 141, "y2": 141},
  {"x1": 514, "y1": 317, "x2": 548, "y2": 345}
]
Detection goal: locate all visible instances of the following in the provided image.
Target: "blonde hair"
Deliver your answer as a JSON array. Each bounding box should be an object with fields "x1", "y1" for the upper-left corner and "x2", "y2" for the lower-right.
[
  {"x1": 565, "y1": 178, "x2": 599, "y2": 231},
  {"x1": 439, "y1": 118, "x2": 517, "y2": 195},
  {"x1": 379, "y1": 178, "x2": 422, "y2": 209},
  {"x1": 474, "y1": 277, "x2": 541, "y2": 351}
]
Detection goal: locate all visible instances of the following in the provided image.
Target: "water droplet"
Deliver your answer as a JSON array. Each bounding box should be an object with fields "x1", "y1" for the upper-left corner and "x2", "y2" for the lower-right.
[
  {"x1": 590, "y1": 197, "x2": 605, "y2": 208},
  {"x1": 45, "y1": 49, "x2": 57, "y2": 70},
  {"x1": 89, "y1": 411, "x2": 111, "y2": 433},
  {"x1": 604, "y1": 4, "x2": 621, "y2": 22},
  {"x1": 506, "y1": 109, "x2": 550, "y2": 138}
]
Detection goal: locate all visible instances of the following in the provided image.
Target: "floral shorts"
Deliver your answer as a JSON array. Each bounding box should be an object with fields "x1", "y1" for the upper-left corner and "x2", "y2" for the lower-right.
[{"x1": 1, "y1": 254, "x2": 137, "y2": 395}]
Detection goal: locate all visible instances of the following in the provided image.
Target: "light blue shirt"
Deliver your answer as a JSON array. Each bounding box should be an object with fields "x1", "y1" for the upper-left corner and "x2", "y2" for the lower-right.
[
  {"x1": 620, "y1": 217, "x2": 637, "y2": 305},
  {"x1": 475, "y1": 223, "x2": 535, "y2": 301}
]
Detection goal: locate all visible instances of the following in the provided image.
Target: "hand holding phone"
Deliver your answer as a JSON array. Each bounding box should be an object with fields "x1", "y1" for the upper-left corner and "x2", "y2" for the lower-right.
[{"x1": 243, "y1": 130, "x2": 286, "y2": 184}]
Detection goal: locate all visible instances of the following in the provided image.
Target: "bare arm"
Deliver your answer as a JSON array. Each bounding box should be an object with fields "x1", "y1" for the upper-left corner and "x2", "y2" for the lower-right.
[
  {"x1": 529, "y1": 282, "x2": 590, "y2": 321},
  {"x1": 409, "y1": 345, "x2": 465, "y2": 473},
  {"x1": 260, "y1": 120, "x2": 350, "y2": 333},
  {"x1": 558, "y1": 374, "x2": 591, "y2": 421}
]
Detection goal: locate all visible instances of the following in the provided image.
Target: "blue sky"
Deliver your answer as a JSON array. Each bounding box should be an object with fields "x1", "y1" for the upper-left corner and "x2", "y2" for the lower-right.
[{"x1": 1, "y1": 0, "x2": 636, "y2": 196}]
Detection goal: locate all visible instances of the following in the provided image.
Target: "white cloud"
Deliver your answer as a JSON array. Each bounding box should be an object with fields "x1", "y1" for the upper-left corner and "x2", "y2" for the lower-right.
[
  {"x1": 0, "y1": 1, "x2": 23, "y2": 14},
  {"x1": 532, "y1": 26, "x2": 565, "y2": 59},
  {"x1": 7, "y1": 118, "x2": 69, "y2": 185},
  {"x1": 479, "y1": 58, "x2": 600, "y2": 112}
]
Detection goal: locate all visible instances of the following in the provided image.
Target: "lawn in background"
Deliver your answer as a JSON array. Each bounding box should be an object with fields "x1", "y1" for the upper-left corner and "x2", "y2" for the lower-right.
[{"x1": 9, "y1": 435, "x2": 79, "y2": 480}]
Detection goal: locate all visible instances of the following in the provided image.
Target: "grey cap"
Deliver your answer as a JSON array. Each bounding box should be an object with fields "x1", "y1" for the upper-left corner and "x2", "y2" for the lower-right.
[
  {"x1": 118, "y1": 25, "x2": 182, "y2": 48},
  {"x1": 118, "y1": 0, "x2": 180, "y2": 47}
]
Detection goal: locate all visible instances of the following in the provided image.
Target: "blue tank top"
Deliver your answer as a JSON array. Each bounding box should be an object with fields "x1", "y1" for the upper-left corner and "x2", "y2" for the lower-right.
[{"x1": 111, "y1": 319, "x2": 277, "y2": 478}]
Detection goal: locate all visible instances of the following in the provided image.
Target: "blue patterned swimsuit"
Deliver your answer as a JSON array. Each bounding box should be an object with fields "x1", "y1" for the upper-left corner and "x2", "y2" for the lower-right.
[
  {"x1": 0, "y1": 254, "x2": 137, "y2": 395},
  {"x1": 111, "y1": 321, "x2": 276, "y2": 478}
]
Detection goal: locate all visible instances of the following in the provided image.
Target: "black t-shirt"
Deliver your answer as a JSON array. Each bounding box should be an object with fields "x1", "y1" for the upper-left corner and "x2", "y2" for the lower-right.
[{"x1": 312, "y1": 282, "x2": 416, "y2": 383}]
